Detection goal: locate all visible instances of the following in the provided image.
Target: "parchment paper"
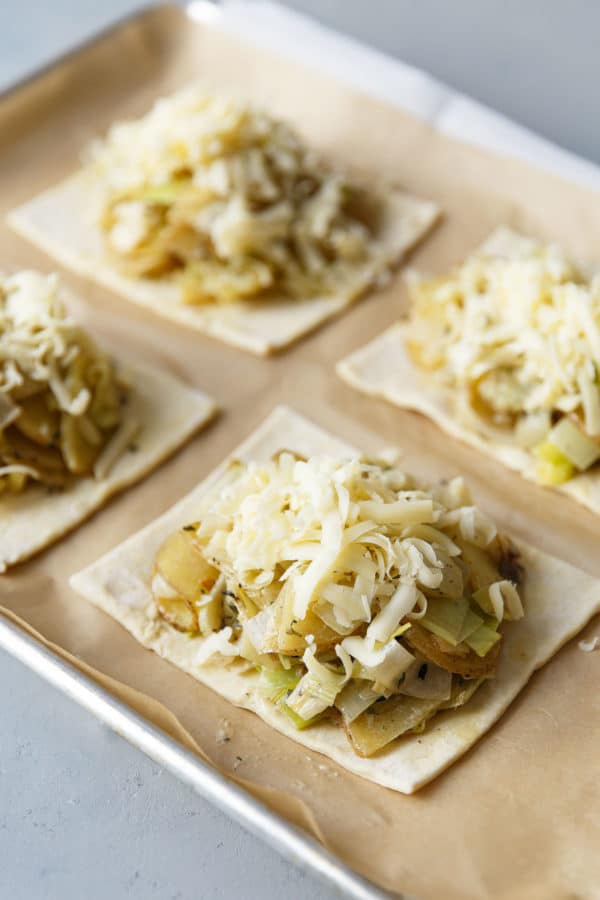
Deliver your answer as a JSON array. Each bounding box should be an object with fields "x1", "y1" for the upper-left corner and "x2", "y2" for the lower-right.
[{"x1": 1, "y1": 7, "x2": 599, "y2": 898}]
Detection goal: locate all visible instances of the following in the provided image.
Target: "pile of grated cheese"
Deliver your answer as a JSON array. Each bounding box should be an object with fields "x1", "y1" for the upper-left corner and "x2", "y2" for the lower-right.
[
  {"x1": 193, "y1": 453, "x2": 522, "y2": 668},
  {"x1": 89, "y1": 85, "x2": 383, "y2": 303},
  {"x1": 406, "y1": 236, "x2": 600, "y2": 434},
  {"x1": 0, "y1": 271, "x2": 97, "y2": 418}
]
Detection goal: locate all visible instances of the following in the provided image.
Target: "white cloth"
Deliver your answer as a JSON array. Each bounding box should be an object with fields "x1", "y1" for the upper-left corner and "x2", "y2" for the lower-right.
[{"x1": 189, "y1": 0, "x2": 600, "y2": 192}]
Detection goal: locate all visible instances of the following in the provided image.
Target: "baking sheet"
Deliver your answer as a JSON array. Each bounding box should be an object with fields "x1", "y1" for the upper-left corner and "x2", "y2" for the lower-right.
[{"x1": 1, "y1": 4, "x2": 600, "y2": 899}]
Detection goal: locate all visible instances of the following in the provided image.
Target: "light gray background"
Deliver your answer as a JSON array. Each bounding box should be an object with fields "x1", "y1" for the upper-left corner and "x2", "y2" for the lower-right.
[{"x1": 0, "y1": 3, "x2": 598, "y2": 900}]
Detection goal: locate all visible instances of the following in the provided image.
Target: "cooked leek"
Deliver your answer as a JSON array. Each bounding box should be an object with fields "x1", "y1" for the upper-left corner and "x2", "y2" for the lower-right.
[
  {"x1": 465, "y1": 617, "x2": 501, "y2": 658},
  {"x1": 533, "y1": 441, "x2": 575, "y2": 485},
  {"x1": 150, "y1": 453, "x2": 525, "y2": 756},
  {"x1": 406, "y1": 235, "x2": 600, "y2": 488},
  {"x1": 257, "y1": 666, "x2": 301, "y2": 704},
  {"x1": 93, "y1": 86, "x2": 387, "y2": 306},
  {"x1": 545, "y1": 417, "x2": 600, "y2": 471},
  {"x1": 286, "y1": 651, "x2": 346, "y2": 721},
  {"x1": 281, "y1": 703, "x2": 324, "y2": 731},
  {"x1": 419, "y1": 596, "x2": 480, "y2": 647},
  {"x1": 579, "y1": 370, "x2": 600, "y2": 437}
]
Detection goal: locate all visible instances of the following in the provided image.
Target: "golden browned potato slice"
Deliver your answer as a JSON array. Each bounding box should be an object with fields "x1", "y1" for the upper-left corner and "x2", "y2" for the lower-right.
[
  {"x1": 3, "y1": 428, "x2": 70, "y2": 486},
  {"x1": 155, "y1": 594, "x2": 199, "y2": 634},
  {"x1": 154, "y1": 529, "x2": 218, "y2": 602},
  {"x1": 154, "y1": 530, "x2": 221, "y2": 634},
  {"x1": 60, "y1": 414, "x2": 101, "y2": 475},
  {"x1": 345, "y1": 676, "x2": 486, "y2": 757},
  {"x1": 14, "y1": 392, "x2": 59, "y2": 446},
  {"x1": 404, "y1": 622, "x2": 502, "y2": 679},
  {"x1": 180, "y1": 258, "x2": 273, "y2": 306},
  {"x1": 345, "y1": 694, "x2": 441, "y2": 757}
]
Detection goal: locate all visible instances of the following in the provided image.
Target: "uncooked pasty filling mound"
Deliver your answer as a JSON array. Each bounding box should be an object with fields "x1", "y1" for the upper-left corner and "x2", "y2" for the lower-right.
[
  {"x1": 150, "y1": 452, "x2": 524, "y2": 757},
  {"x1": 90, "y1": 85, "x2": 402, "y2": 306},
  {"x1": 0, "y1": 270, "x2": 127, "y2": 494},
  {"x1": 405, "y1": 234, "x2": 600, "y2": 486}
]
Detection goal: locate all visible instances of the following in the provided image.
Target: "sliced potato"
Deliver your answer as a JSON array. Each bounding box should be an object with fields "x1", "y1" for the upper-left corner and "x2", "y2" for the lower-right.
[
  {"x1": 179, "y1": 257, "x2": 273, "y2": 305},
  {"x1": 60, "y1": 414, "x2": 101, "y2": 475},
  {"x1": 155, "y1": 529, "x2": 218, "y2": 603},
  {"x1": 155, "y1": 594, "x2": 199, "y2": 634},
  {"x1": 198, "y1": 592, "x2": 223, "y2": 634},
  {"x1": 3, "y1": 428, "x2": 70, "y2": 485},
  {"x1": 404, "y1": 622, "x2": 501, "y2": 678},
  {"x1": 14, "y1": 392, "x2": 59, "y2": 446},
  {"x1": 346, "y1": 694, "x2": 441, "y2": 757},
  {"x1": 0, "y1": 471, "x2": 28, "y2": 493},
  {"x1": 345, "y1": 675, "x2": 486, "y2": 756}
]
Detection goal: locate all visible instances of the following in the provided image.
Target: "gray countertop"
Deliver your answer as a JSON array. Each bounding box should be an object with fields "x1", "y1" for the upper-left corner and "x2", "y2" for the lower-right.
[{"x1": 1, "y1": 3, "x2": 598, "y2": 900}]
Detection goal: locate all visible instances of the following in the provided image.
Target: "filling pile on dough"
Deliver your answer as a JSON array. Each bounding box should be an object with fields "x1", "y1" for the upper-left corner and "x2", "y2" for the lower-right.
[
  {"x1": 406, "y1": 233, "x2": 600, "y2": 486},
  {"x1": 0, "y1": 270, "x2": 127, "y2": 494},
  {"x1": 91, "y1": 86, "x2": 404, "y2": 307},
  {"x1": 149, "y1": 452, "x2": 524, "y2": 757}
]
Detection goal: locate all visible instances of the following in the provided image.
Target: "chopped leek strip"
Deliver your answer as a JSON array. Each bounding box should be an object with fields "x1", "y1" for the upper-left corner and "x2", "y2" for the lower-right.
[
  {"x1": 286, "y1": 650, "x2": 346, "y2": 720},
  {"x1": 465, "y1": 617, "x2": 501, "y2": 658},
  {"x1": 399, "y1": 660, "x2": 452, "y2": 700},
  {"x1": 579, "y1": 371, "x2": 600, "y2": 437},
  {"x1": 457, "y1": 607, "x2": 484, "y2": 643},
  {"x1": 418, "y1": 596, "x2": 470, "y2": 646},
  {"x1": 281, "y1": 703, "x2": 323, "y2": 731},
  {"x1": 135, "y1": 181, "x2": 187, "y2": 205},
  {"x1": 257, "y1": 666, "x2": 301, "y2": 704},
  {"x1": 472, "y1": 583, "x2": 493, "y2": 614}
]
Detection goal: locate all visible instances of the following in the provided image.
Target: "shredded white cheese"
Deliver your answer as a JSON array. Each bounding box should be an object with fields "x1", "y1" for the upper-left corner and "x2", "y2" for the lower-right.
[
  {"x1": 192, "y1": 454, "x2": 513, "y2": 669},
  {"x1": 407, "y1": 236, "x2": 600, "y2": 434},
  {"x1": 90, "y1": 84, "x2": 383, "y2": 304},
  {"x1": 0, "y1": 270, "x2": 127, "y2": 489},
  {"x1": 0, "y1": 271, "x2": 113, "y2": 418}
]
